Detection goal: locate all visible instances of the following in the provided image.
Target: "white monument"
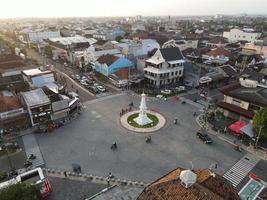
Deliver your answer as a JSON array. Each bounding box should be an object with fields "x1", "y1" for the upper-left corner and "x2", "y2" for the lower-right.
[{"x1": 134, "y1": 92, "x2": 152, "y2": 126}]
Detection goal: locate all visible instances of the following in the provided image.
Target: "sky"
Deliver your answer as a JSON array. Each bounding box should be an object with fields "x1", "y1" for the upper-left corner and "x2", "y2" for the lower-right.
[{"x1": 1, "y1": 0, "x2": 266, "y2": 18}]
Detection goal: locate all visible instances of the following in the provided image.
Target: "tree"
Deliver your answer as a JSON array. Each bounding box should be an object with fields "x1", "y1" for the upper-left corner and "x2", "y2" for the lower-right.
[
  {"x1": 115, "y1": 36, "x2": 123, "y2": 42},
  {"x1": 0, "y1": 183, "x2": 42, "y2": 200},
  {"x1": 44, "y1": 45, "x2": 53, "y2": 59},
  {"x1": 253, "y1": 107, "x2": 267, "y2": 141}
]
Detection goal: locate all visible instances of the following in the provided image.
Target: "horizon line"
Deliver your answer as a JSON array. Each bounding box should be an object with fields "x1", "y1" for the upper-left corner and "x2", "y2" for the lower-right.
[{"x1": 0, "y1": 13, "x2": 267, "y2": 20}]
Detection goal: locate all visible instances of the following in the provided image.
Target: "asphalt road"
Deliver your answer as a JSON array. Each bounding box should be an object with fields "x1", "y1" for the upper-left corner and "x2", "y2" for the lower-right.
[{"x1": 36, "y1": 93, "x2": 244, "y2": 183}]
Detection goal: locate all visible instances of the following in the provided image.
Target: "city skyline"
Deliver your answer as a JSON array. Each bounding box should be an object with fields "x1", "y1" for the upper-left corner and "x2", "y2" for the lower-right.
[{"x1": 0, "y1": 0, "x2": 267, "y2": 18}]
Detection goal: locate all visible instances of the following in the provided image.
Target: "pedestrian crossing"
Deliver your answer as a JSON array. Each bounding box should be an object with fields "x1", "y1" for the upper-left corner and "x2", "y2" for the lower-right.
[{"x1": 223, "y1": 153, "x2": 260, "y2": 188}]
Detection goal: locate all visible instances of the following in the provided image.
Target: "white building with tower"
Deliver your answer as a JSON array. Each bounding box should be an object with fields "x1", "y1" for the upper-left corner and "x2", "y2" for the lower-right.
[{"x1": 144, "y1": 47, "x2": 185, "y2": 87}]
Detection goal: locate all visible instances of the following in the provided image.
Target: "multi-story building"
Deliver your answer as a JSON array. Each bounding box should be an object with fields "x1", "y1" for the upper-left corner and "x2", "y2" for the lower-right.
[
  {"x1": 144, "y1": 47, "x2": 185, "y2": 87},
  {"x1": 217, "y1": 69, "x2": 267, "y2": 120},
  {"x1": 22, "y1": 68, "x2": 55, "y2": 89},
  {"x1": 162, "y1": 39, "x2": 198, "y2": 51},
  {"x1": 223, "y1": 29, "x2": 261, "y2": 43},
  {"x1": 47, "y1": 36, "x2": 90, "y2": 61},
  {"x1": 19, "y1": 30, "x2": 61, "y2": 43},
  {"x1": 21, "y1": 88, "x2": 52, "y2": 126}
]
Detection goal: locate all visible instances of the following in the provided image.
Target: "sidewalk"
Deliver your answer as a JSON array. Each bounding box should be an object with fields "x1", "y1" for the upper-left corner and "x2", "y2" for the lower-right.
[{"x1": 196, "y1": 114, "x2": 267, "y2": 160}]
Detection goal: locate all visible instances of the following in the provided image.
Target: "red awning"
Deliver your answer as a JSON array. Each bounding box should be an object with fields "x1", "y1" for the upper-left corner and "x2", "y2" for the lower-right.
[{"x1": 228, "y1": 121, "x2": 248, "y2": 135}]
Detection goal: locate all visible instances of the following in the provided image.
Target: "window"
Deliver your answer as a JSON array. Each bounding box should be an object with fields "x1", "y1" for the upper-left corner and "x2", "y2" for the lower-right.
[
  {"x1": 171, "y1": 72, "x2": 174, "y2": 76},
  {"x1": 175, "y1": 71, "x2": 178, "y2": 75},
  {"x1": 232, "y1": 99, "x2": 241, "y2": 107},
  {"x1": 179, "y1": 70, "x2": 182, "y2": 75}
]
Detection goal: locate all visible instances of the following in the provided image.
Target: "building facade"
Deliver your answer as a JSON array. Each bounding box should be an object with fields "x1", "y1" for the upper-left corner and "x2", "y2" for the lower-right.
[
  {"x1": 21, "y1": 89, "x2": 52, "y2": 126},
  {"x1": 223, "y1": 29, "x2": 261, "y2": 43},
  {"x1": 144, "y1": 47, "x2": 185, "y2": 87}
]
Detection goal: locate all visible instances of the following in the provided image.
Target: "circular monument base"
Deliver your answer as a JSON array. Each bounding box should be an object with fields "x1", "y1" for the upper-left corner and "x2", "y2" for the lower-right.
[{"x1": 120, "y1": 110, "x2": 166, "y2": 133}]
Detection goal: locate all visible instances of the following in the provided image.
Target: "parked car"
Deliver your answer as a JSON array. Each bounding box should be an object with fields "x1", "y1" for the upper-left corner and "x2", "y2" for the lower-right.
[
  {"x1": 196, "y1": 131, "x2": 213, "y2": 144},
  {"x1": 74, "y1": 74, "x2": 80, "y2": 80},
  {"x1": 96, "y1": 85, "x2": 106, "y2": 92},
  {"x1": 161, "y1": 89, "x2": 172, "y2": 95},
  {"x1": 87, "y1": 86, "x2": 99, "y2": 94}
]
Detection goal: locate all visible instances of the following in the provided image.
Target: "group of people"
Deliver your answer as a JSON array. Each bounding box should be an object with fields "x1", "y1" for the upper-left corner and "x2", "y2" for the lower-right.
[{"x1": 119, "y1": 102, "x2": 134, "y2": 117}]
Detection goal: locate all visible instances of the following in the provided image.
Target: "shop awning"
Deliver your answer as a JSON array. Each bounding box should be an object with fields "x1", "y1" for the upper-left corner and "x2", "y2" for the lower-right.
[
  {"x1": 228, "y1": 120, "x2": 248, "y2": 135},
  {"x1": 240, "y1": 122, "x2": 256, "y2": 138}
]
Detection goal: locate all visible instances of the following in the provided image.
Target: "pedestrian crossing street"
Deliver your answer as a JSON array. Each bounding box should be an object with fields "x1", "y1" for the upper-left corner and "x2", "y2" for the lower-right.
[{"x1": 223, "y1": 153, "x2": 260, "y2": 188}]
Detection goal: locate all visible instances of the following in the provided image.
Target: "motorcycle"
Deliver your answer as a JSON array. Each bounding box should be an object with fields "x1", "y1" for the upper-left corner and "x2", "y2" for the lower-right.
[
  {"x1": 146, "y1": 136, "x2": 151, "y2": 143},
  {"x1": 28, "y1": 154, "x2": 36, "y2": 160},
  {"x1": 110, "y1": 142, "x2": 117, "y2": 150}
]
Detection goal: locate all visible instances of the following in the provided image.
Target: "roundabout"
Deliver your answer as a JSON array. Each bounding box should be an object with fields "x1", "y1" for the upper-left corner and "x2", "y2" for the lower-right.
[
  {"x1": 120, "y1": 92, "x2": 166, "y2": 133},
  {"x1": 121, "y1": 110, "x2": 166, "y2": 133}
]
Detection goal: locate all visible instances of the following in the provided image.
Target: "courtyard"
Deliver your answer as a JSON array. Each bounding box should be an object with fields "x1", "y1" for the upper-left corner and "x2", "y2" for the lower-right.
[{"x1": 36, "y1": 93, "x2": 244, "y2": 183}]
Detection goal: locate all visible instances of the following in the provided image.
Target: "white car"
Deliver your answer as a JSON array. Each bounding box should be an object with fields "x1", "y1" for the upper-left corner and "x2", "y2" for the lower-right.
[
  {"x1": 96, "y1": 85, "x2": 106, "y2": 92},
  {"x1": 161, "y1": 89, "x2": 172, "y2": 95},
  {"x1": 74, "y1": 74, "x2": 80, "y2": 80}
]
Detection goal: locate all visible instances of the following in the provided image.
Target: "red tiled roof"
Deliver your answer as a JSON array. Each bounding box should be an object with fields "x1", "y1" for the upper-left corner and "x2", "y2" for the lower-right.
[
  {"x1": 217, "y1": 101, "x2": 255, "y2": 119},
  {"x1": 137, "y1": 168, "x2": 240, "y2": 200},
  {"x1": 218, "y1": 82, "x2": 241, "y2": 94},
  {"x1": 205, "y1": 48, "x2": 231, "y2": 57},
  {"x1": 97, "y1": 54, "x2": 119, "y2": 65}
]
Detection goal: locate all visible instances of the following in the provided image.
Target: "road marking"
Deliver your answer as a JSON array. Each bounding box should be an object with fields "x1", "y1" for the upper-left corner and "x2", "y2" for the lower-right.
[{"x1": 223, "y1": 153, "x2": 260, "y2": 188}]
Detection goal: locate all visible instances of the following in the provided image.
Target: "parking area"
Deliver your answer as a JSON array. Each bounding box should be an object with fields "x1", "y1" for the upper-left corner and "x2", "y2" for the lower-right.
[{"x1": 36, "y1": 93, "x2": 244, "y2": 183}]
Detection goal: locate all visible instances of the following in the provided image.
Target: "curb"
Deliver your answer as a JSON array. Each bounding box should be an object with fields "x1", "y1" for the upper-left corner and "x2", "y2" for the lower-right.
[{"x1": 43, "y1": 168, "x2": 147, "y2": 188}]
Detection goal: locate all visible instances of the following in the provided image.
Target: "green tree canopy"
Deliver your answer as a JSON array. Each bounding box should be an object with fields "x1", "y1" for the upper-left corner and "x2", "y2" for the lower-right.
[
  {"x1": 0, "y1": 183, "x2": 42, "y2": 200},
  {"x1": 115, "y1": 36, "x2": 123, "y2": 42},
  {"x1": 253, "y1": 107, "x2": 267, "y2": 141},
  {"x1": 44, "y1": 45, "x2": 53, "y2": 58}
]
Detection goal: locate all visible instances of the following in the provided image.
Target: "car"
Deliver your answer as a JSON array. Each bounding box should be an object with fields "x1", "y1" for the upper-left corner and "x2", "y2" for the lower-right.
[
  {"x1": 175, "y1": 86, "x2": 187, "y2": 93},
  {"x1": 87, "y1": 86, "x2": 99, "y2": 94},
  {"x1": 196, "y1": 131, "x2": 213, "y2": 144},
  {"x1": 161, "y1": 89, "x2": 172, "y2": 95},
  {"x1": 156, "y1": 94, "x2": 164, "y2": 99},
  {"x1": 74, "y1": 74, "x2": 80, "y2": 80},
  {"x1": 96, "y1": 85, "x2": 106, "y2": 92}
]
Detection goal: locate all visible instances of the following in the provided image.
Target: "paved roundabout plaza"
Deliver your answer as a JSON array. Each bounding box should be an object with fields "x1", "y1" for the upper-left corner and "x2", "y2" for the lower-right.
[{"x1": 36, "y1": 93, "x2": 245, "y2": 183}]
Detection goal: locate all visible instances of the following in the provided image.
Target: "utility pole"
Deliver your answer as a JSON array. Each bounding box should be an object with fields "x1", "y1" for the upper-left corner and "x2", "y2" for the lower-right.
[{"x1": 255, "y1": 125, "x2": 265, "y2": 148}]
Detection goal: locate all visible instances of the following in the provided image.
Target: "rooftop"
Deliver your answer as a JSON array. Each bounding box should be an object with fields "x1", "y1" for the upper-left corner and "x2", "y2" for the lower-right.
[
  {"x1": 22, "y1": 68, "x2": 53, "y2": 77},
  {"x1": 0, "y1": 90, "x2": 23, "y2": 113},
  {"x1": 49, "y1": 36, "x2": 89, "y2": 45},
  {"x1": 159, "y1": 47, "x2": 184, "y2": 61},
  {"x1": 0, "y1": 54, "x2": 25, "y2": 71},
  {"x1": 205, "y1": 48, "x2": 231, "y2": 57},
  {"x1": 137, "y1": 168, "x2": 240, "y2": 200},
  {"x1": 218, "y1": 83, "x2": 267, "y2": 107},
  {"x1": 21, "y1": 88, "x2": 50, "y2": 107},
  {"x1": 97, "y1": 54, "x2": 119, "y2": 65}
]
